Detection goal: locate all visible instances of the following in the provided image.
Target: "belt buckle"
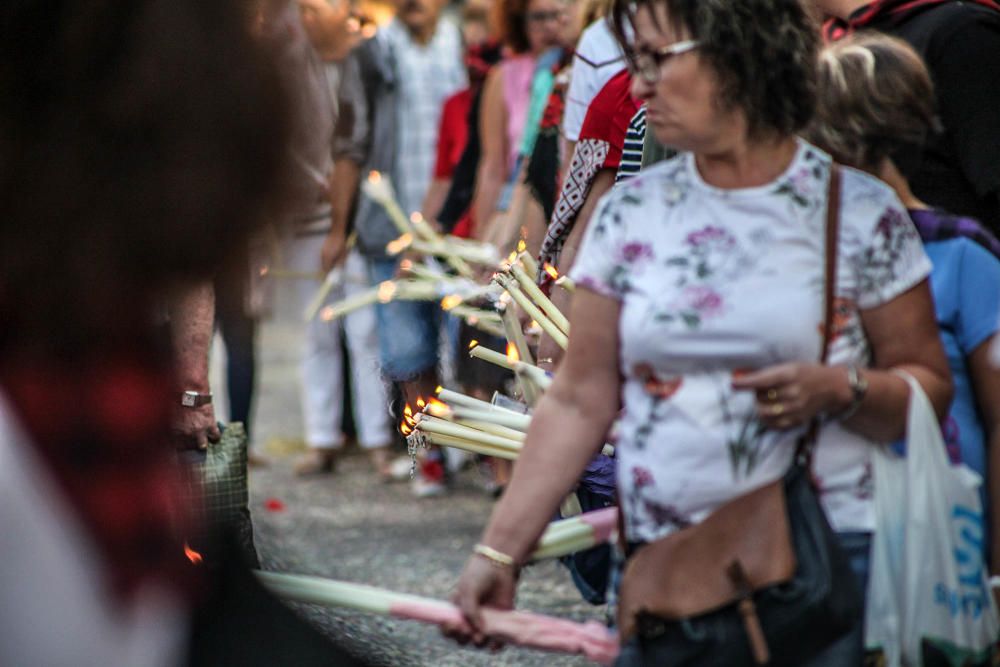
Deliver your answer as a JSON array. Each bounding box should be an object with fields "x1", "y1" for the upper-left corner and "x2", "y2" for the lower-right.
[{"x1": 637, "y1": 613, "x2": 668, "y2": 639}]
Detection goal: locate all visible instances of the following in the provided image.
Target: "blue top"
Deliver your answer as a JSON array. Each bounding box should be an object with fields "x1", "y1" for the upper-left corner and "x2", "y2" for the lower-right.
[{"x1": 925, "y1": 237, "x2": 1000, "y2": 482}]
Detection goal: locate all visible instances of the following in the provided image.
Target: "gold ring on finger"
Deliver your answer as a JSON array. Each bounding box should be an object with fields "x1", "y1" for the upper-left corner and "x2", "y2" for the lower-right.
[{"x1": 766, "y1": 388, "x2": 779, "y2": 402}]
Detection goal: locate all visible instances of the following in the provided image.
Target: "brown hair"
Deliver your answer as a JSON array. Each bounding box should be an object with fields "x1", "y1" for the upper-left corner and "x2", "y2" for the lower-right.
[
  {"x1": 494, "y1": 0, "x2": 532, "y2": 53},
  {"x1": 609, "y1": 0, "x2": 819, "y2": 139},
  {"x1": 806, "y1": 33, "x2": 937, "y2": 173}
]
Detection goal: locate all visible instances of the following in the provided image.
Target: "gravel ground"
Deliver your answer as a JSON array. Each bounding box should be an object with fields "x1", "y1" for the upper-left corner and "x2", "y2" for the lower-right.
[
  {"x1": 219, "y1": 284, "x2": 607, "y2": 666},
  {"x1": 250, "y1": 456, "x2": 605, "y2": 666}
]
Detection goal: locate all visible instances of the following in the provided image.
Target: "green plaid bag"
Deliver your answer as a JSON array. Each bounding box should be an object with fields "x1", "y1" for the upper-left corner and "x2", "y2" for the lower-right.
[{"x1": 179, "y1": 422, "x2": 258, "y2": 567}]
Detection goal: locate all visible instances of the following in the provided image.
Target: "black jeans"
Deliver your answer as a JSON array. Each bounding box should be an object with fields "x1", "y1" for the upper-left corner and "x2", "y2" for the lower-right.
[
  {"x1": 214, "y1": 258, "x2": 256, "y2": 434},
  {"x1": 615, "y1": 532, "x2": 871, "y2": 667}
]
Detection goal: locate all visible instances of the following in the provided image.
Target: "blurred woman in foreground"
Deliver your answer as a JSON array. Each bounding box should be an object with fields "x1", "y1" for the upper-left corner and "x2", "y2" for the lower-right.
[{"x1": 0, "y1": 1, "x2": 361, "y2": 664}]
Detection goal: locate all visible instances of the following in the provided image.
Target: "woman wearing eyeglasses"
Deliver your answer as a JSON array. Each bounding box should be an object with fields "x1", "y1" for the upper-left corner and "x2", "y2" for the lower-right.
[{"x1": 445, "y1": 0, "x2": 951, "y2": 664}]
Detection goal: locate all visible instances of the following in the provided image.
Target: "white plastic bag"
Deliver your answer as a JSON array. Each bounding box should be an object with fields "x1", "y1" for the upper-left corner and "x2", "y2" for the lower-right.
[{"x1": 866, "y1": 373, "x2": 999, "y2": 665}]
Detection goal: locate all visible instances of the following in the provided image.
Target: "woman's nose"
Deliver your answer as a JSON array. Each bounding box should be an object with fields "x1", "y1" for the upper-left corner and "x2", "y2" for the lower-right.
[{"x1": 631, "y1": 74, "x2": 654, "y2": 102}]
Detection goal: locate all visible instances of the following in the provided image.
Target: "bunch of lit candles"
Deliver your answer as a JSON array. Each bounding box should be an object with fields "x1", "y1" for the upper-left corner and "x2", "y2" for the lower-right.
[{"x1": 285, "y1": 171, "x2": 626, "y2": 660}]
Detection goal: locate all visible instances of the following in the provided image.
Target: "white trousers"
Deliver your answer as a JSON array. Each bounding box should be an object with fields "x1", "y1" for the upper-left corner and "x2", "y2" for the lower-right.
[{"x1": 286, "y1": 236, "x2": 391, "y2": 449}]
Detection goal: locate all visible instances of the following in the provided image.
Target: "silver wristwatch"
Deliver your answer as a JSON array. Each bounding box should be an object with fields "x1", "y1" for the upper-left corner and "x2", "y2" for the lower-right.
[
  {"x1": 839, "y1": 366, "x2": 868, "y2": 421},
  {"x1": 180, "y1": 390, "x2": 213, "y2": 408}
]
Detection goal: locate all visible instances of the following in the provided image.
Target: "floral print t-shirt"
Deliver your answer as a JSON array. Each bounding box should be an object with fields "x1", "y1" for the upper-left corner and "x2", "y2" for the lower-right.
[{"x1": 570, "y1": 140, "x2": 932, "y2": 543}]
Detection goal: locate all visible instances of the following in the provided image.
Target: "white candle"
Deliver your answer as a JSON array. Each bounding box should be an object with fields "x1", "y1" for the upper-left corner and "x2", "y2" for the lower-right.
[
  {"x1": 496, "y1": 276, "x2": 568, "y2": 349},
  {"x1": 416, "y1": 415, "x2": 522, "y2": 453},
  {"x1": 509, "y1": 263, "x2": 570, "y2": 335}
]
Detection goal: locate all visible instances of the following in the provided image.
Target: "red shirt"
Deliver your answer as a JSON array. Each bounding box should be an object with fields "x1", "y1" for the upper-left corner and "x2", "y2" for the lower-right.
[{"x1": 434, "y1": 89, "x2": 474, "y2": 237}]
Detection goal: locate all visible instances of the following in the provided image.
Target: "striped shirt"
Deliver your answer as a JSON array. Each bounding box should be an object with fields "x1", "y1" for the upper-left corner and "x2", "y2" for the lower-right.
[{"x1": 615, "y1": 106, "x2": 645, "y2": 182}]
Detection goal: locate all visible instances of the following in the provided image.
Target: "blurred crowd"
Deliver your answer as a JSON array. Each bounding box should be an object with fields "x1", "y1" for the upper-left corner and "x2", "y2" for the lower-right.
[{"x1": 3, "y1": 0, "x2": 1000, "y2": 664}]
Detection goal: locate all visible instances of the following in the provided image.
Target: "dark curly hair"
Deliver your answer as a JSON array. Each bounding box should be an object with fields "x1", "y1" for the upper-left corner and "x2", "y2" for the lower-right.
[
  {"x1": 806, "y1": 33, "x2": 938, "y2": 174},
  {"x1": 494, "y1": 0, "x2": 532, "y2": 53},
  {"x1": 610, "y1": 0, "x2": 819, "y2": 139}
]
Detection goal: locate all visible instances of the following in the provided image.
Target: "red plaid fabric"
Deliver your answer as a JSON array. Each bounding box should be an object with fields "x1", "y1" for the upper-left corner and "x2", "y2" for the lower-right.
[{"x1": 1, "y1": 351, "x2": 196, "y2": 602}]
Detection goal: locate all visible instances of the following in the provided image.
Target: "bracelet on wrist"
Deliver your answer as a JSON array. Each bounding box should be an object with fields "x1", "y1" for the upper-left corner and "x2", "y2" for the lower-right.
[
  {"x1": 836, "y1": 365, "x2": 868, "y2": 422},
  {"x1": 473, "y1": 543, "x2": 519, "y2": 571}
]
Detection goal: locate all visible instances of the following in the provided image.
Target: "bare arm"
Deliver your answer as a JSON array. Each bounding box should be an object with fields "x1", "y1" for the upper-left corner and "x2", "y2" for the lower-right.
[
  {"x1": 322, "y1": 157, "x2": 359, "y2": 271},
  {"x1": 167, "y1": 282, "x2": 220, "y2": 448},
  {"x1": 847, "y1": 280, "x2": 953, "y2": 439},
  {"x1": 421, "y1": 177, "x2": 452, "y2": 223},
  {"x1": 449, "y1": 289, "x2": 621, "y2": 636},
  {"x1": 734, "y1": 280, "x2": 952, "y2": 442},
  {"x1": 471, "y1": 69, "x2": 508, "y2": 242},
  {"x1": 967, "y1": 338, "x2": 1000, "y2": 573}
]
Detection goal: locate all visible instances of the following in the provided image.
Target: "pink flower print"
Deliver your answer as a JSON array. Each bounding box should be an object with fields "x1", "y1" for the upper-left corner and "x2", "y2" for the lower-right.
[
  {"x1": 632, "y1": 466, "x2": 655, "y2": 489},
  {"x1": 791, "y1": 167, "x2": 812, "y2": 196},
  {"x1": 619, "y1": 241, "x2": 654, "y2": 264},
  {"x1": 682, "y1": 285, "x2": 723, "y2": 316},
  {"x1": 685, "y1": 226, "x2": 734, "y2": 249}
]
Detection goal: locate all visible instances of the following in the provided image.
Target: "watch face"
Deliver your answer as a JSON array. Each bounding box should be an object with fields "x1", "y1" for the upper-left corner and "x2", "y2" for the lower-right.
[{"x1": 182, "y1": 392, "x2": 198, "y2": 407}]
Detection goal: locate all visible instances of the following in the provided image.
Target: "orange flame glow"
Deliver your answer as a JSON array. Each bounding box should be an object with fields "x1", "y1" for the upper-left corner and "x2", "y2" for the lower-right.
[
  {"x1": 377, "y1": 281, "x2": 397, "y2": 303},
  {"x1": 184, "y1": 543, "x2": 203, "y2": 565},
  {"x1": 400, "y1": 403, "x2": 416, "y2": 436},
  {"x1": 506, "y1": 342, "x2": 520, "y2": 363},
  {"x1": 543, "y1": 263, "x2": 559, "y2": 280},
  {"x1": 441, "y1": 294, "x2": 463, "y2": 311},
  {"x1": 368, "y1": 170, "x2": 382, "y2": 183},
  {"x1": 416, "y1": 397, "x2": 426, "y2": 409},
  {"x1": 517, "y1": 239, "x2": 527, "y2": 253},
  {"x1": 468, "y1": 339, "x2": 479, "y2": 350},
  {"x1": 435, "y1": 385, "x2": 444, "y2": 395},
  {"x1": 427, "y1": 398, "x2": 450, "y2": 417}
]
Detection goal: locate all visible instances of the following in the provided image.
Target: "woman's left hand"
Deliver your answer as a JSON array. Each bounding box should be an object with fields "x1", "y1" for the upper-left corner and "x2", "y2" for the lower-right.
[{"x1": 732, "y1": 363, "x2": 849, "y2": 430}]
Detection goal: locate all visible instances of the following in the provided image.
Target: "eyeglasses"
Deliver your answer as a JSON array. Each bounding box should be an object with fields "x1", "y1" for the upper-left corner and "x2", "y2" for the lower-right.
[
  {"x1": 629, "y1": 39, "x2": 700, "y2": 84},
  {"x1": 526, "y1": 9, "x2": 566, "y2": 25}
]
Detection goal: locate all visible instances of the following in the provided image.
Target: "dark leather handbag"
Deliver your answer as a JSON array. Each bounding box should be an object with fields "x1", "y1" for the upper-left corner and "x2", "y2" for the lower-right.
[{"x1": 616, "y1": 167, "x2": 863, "y2": 665}]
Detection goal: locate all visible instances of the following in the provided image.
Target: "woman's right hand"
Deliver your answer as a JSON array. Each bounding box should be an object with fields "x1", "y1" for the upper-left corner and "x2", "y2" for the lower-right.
[{"x1": 442, "y1": 554, "x2": 519, "y2": 647}]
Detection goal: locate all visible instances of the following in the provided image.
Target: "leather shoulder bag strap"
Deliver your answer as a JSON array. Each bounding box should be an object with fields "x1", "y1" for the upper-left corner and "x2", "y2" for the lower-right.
[{"x1": 796, "y1": 164, "x2": 842, "y2": 464}]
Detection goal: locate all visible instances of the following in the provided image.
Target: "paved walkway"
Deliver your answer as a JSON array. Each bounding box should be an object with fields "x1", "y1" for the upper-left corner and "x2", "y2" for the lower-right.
[{"x1": 214, "y1": 280, "x2": 604, "y2": 665}]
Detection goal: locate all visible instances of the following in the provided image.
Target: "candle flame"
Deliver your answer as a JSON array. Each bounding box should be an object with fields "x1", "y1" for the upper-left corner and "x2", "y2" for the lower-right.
[
  {"x1": 400, "y1": 403, "x2": 416, "y2": 435},
  {"x1": 416, "y1": 397, "x2": 426, "y2": 409},
  {"x1": 543, "y1": 263, "x2": 559, "y2": 279},
  {"x1": 368, "y1": 170, "x2": 382, "y2": 184},
  {"x1": 517, "y1": 239, "x2": 527, "y2": 253},
  {"x1": 320, "y1": 306, "x2": 335, "y2": 322},
  {"x1": 435, "y1": 385, "x2": 444, "y2": 395},
  {"x1": 441, "y1": 294, "x2": 462, "y2": 311},
  {"x1": 377, "y1": 281, "x2": 397, "y2": 303},
  {"x1": 506, "y1": 251, "x2": 518, "y2": 265},
  {"x1": 427, "y1": 398, "x2": 450, "y2": 417},
  {"x1": 409, "y1": 212, "x2": 424, "y2": 224},
  {"x1": 386, "y1": 233, "x2": 413, "y2": 255},
  {"x1": 184, "y1": 543, "x2": 203, "y2": 565},
  {"x1": 506, "y1": 342, "x2": 520, "y2": 363},
  {"x1": 468, "y1": 339, "x2": 479, "y2": 350}
]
